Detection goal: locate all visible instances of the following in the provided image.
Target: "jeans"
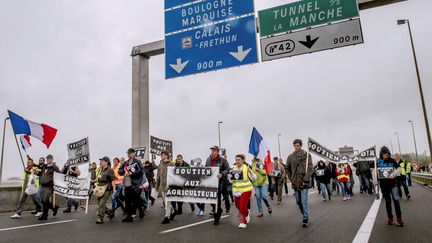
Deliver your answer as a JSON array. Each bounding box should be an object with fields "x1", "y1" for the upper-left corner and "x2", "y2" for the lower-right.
[
  {"x1": 234, "y1": 191, "x2": 252, "y2": 224},
  {"x1": 16, "y1": 191, "x2": 42, "y2": 214},
  {"x1": 397, "y1": 176, "x2": 410, "y2": 198},
  {"x1": 319, "y1": 183, "x2": 332, "y2": 200},
  {"x1": 294, "y1": 189, "x2": 309, "y2": 221},
  {"x1": 267, "y1": 175, "x2": 274, "y2": 198},
  {"x1": 406, "y1": 173, "x2": 412, "y2": 186},
  {"x1": 66, "y1": 198, "x2": 77, "y2": 209},
  {"x1": 141, "y1": 190, "x2": 149, "y2": 209},
  {"x1": 360, "y1": 174, "x2": 372, "y2": 194},
  {"x1": 111, "y1": 184, "x2": 124, "y2": 210},
  {"x1": 339, "y1": 182, "x2": 351, "y2": 198},
  {"x1": 382, "y1": 186, "x2": 402, "y2": 218},
  {"x1": 254, "y1": 185, "x2": 270, "y2": 213}
]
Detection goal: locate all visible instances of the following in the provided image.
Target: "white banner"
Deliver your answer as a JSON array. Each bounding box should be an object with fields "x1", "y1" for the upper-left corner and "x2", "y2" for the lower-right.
[
  {"x1": 166, "y1": 167, "x2": 218, "y2": 204},
  {"x1": 53, "y1": 172, "x2": 90, "y2": 199}
]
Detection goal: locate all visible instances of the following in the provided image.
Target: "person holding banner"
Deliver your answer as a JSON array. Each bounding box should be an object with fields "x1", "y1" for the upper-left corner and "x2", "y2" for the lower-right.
[
  {"x1": 11, "y1": 156, "x2": 43, "y2": 219},
  {"x1": 118, "y1": 148, "x2": 145, "y2": 223},
  {"x1": 95, "y1": 157, "x2": 115, "y2": 224},
  {"x1": 336, "y1": 163, "x2": 351, "y2": 201},
  {"x1": 378, "y1": 147, "x2": 404, "y2": 226},
  {"x1": 61, "y1": 161, "x2": 81, "y2": 213},
  {"x1": 206, "y1": 146, "x2": 230, "y2": 225},
  {"x1": 37, "y1": 155, "x2": 60, "y2": 220},
  {"x1": 286, "y1": 139, "x2": 313, "y2": 228},
  {"x1": 228, "y1": 154, "x2": 253, "y2": 229},
  {"x1": 251, "y1": 157, "x2": 272, "y2": 217},
  {"x1": 172, "y1": 154, "x2": 196, "y2": 215},
  {"x1": 156, "y1": 150, "x2": 176, "y2": 224}
]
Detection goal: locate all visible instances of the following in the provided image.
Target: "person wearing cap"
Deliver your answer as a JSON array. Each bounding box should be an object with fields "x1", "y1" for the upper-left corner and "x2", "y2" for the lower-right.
[
  {"x1": 206, "y1": 145, "x2": 229, "y2": 225},
  {"x1": 36, "y1": 155, "x2": 60, "y2": 220},
  {"x1": 96, "y1": 156, "x2": 115, "y2": 224},
  {"x1": 61, "y1": 160, "x2": 81, "y2": 213},
  {"x1": 118, "y1": 148, "x2": 145, "y2": 223}
]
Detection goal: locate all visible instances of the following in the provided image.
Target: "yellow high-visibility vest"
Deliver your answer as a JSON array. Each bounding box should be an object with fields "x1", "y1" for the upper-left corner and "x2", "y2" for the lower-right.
[{"x1": 232, "y1": 164, "x2": 253, "y2": 194}]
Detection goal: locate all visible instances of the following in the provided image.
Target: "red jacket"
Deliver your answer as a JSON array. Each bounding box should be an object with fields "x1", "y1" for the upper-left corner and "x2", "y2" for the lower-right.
[{"x1": 336, "y1": 164, "x2": 351, "y2": 183}]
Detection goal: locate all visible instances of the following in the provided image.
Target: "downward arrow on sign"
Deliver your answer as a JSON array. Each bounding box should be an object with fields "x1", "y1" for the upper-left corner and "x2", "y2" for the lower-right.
[
  {"x1": 169, "y1": 58, "x2": 189, "y2": 74},
  {"x1": 229, "y1": 46, "x2": 252, "y2": 62},
  {"x1": 299, "y1": 35, "x2": 319, "y2": 49}
]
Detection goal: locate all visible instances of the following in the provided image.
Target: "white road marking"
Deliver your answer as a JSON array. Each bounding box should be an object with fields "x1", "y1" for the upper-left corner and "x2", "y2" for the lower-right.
[
  {"x1": 352, "y1": 195, "x2": 382, "y2": 243},
  {"x1": 160, "y1": 215, "x2": 231, "y2": 234},
  {"x1": 0, "y1": 219, "x2": 78, "y2": 232}
]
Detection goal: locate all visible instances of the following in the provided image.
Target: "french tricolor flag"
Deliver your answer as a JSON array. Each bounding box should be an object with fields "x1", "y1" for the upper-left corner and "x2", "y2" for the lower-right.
[
  {"x1": 8, "y1": 110, "x2": 57, "y2": 149},
  {"x1": 249, "y1": 127, "x2": 274, "y2": 174}
]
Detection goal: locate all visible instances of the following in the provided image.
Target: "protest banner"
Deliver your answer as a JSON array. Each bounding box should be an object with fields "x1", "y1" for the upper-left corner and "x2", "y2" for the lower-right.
[
  {"x1": 53, "y1": 172, "x2": 90, "y2": 199},
  {"x1": 349, "y1": 146, "x2": 377, "y2": 162},
  {"x1": 134, "y1": 147, "x2": 146, "y2": 159},
  {"x1": 150, "y1": 136, "x2": 173, "y2": 156},
  {"x1": 166, "y1": 167, "x2": 218, "y2": 204},
  {"x1": 308, "y1": 137, "x2": 341, "y2": 163},
  {"x1": 67, "y1": 137, "x2": 90, "y2": 166}
]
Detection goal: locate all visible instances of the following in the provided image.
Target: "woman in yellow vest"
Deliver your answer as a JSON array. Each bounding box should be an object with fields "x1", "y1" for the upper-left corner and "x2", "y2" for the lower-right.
[{"x1": 228, "y1": 154, "x2": 253, "y2": 229}]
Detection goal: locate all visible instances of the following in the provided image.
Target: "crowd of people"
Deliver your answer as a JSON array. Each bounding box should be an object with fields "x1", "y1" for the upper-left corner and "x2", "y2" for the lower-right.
[{"x1": 10, "y1": 140, "x2": 414, "y2": 229}]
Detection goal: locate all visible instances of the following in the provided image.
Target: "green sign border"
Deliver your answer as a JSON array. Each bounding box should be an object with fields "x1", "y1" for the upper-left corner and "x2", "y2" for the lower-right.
[{"x1": 258, "y1": 0, "x2": 360, "y2": 37}]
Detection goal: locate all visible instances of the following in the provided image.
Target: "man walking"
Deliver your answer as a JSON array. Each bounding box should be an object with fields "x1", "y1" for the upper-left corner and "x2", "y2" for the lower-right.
[
  {"x1": 118, "y1": 148, "x2": 145, "y2": 223},
  {"x1": 206, "y1": 146, "x2": 229, "y2": 225},
  {"x1": 286, "y1": 139, "x2": 313, "y2": 228},
  {"x1": 37, "y1": 155, "x2": 60, "y2": 220},
  {"x1": 11, "y1": 156, "x2": 42, "y2": 219},
  {"x1": 156, "y1": 150, "x2": 176, "y2": 224}
]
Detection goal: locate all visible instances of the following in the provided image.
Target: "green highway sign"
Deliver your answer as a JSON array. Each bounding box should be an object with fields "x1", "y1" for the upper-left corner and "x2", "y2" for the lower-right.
[{"x1": 258, "y1": 0, "x2": 360, "y2": 37}]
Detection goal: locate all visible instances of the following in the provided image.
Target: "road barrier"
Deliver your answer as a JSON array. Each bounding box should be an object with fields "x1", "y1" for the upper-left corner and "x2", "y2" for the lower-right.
[{"x1": 412, "y1": 173, "x2": 432, "y2": 186}]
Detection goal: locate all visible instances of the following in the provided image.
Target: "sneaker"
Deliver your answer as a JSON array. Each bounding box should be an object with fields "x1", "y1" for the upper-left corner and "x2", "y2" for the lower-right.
[
  {"x1": 347, "y1": 196, "x2": 351, "y2": 200},
  {"x1": 74, "y1": 202, "x2": 79, "y2": 211},
  {"x1": 53, "y1": 206, "x2": 59, "y2": 216},
  {"x1": 31, "y1": 211, "x2": 38, "y2": 215},
  {"x1": 161, "y1": 217, "x2": 170, "y2": 224},
  {"x1": 199, "y1": 210, "x2": 204, "y2": 216},
  {"x1": 268, "y1": 207, "x2": 273, "y2": 214},
  {"x1": 238, "y1": 223, "x2": 247, "y2": 229},
  {"x1": 257, "y1": 213, "x2": 264, "y2": 217},
  {"x1": 323, "y1": 198, "x2": 327, "y2": 201},
  {"x1": 96, "y1": 218, "x2": 104, "y2": 224},
  {"x1": 396, "y1": 218, "x2": 404, "y2": 227},
  {"x1": 302, "y1": 219, "x2": 309, "y2": 228},
  {"x1": 343, "y1": 197, "x2": 347, "y2": 201},
  {"x1": 132, "y1": 214, "x2": 137, "y2": 218},
  {"x1": 407, "y1": 195, "x2": 411, "y2": 200},
  {"x1": 35, "y1": 212, "x2": 43, "y2": 217},
  {"x1": 387, "y1": 218, "x2": 393, "y2": 225},
  {"x1": 11, "y1": 213, "x2": 21, "y2": 219}
]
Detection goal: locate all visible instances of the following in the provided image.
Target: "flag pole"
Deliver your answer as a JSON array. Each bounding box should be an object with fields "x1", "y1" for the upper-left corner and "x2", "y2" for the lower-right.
[
  {"x1": 85, "y1": 197, "x2": 89, "y2": 214},
  {"x1": 11, "y1": 122, "x2": 25, "y2": 169}
]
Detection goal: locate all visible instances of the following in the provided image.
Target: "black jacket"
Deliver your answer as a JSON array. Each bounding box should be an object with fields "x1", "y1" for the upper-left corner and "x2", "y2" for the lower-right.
[
  {"x1": 119, "y1": 158, "x2": 144, "y2": 187},
  {"x1": 315, "y1": 164, "x2": 331, "y2": 184},
  {"x1": 205, "y1": 155, "x2": 229, "y2": 187},
  {"x1": 38, "y1": 163, "x2": 60, "y2": 187}
]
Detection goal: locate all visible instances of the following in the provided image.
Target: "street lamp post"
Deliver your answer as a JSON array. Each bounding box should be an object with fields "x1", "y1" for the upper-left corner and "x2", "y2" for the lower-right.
[
  {"x1": 395, "y1": 132, "x2": 402, "y2": 154},
  {"x1": 218, "y1": 121, "x2": 223, "y2": 149},
  {"x1": 389, "y1": 139, "x2": 394, "y2": 153},
  {"x1": 277, "y1": 133, "x2": 282, "y2": 159},
  {"x1": 0, "y1": 117, "x2": 10, "y2": 183},
  {"x1": 408, "y1": 120, "x2": 419, "y2": 163},
  {"x1": 398, "y1": 19, "x2": 432, "y2": 164}
]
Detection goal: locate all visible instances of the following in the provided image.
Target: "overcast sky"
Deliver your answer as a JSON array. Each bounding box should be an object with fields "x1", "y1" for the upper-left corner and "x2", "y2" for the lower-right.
[{"x1": 1, "y1": 0, "x2": 431, "y2": 180}]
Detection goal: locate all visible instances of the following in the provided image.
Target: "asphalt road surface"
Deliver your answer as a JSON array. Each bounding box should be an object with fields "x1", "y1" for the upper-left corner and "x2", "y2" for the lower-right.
[{"x1": 0, "y1": 183, "x2": 430, "y2": 243}]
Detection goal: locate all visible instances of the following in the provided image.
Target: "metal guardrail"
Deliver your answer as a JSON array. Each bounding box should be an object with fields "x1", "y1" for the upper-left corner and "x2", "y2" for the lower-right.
[{"x1": 412, "y1": 173, "x2": 432, "y2": 185}]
